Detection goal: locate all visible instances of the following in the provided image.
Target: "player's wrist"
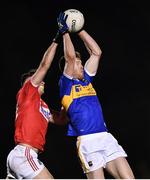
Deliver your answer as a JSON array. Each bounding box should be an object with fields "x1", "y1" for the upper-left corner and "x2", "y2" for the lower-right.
[
  {"x1": 77, "y1": 28, "x2": 84, "y2": 34},
  {"x1": 53, "y1": 31, "x2": 62, "y2": 44}
]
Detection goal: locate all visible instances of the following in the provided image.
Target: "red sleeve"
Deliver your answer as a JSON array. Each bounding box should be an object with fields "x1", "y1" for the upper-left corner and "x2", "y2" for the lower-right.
[{"x1": 17, "y1": 79, "x2": 39, "y2": 102}]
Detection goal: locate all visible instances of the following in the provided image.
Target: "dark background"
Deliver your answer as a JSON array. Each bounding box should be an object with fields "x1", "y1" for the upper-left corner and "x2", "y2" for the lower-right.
[{"x1": 1, "y1": 0, "x2": 150, "y2": 178}]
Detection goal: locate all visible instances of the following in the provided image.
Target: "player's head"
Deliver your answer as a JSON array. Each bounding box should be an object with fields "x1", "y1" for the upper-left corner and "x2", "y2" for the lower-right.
[
  {"x1": 20, "y1": 69, "x2": 36, "y2": 86},
  {"x1": 59, "y1": 51, "x2": 84, "y2": 79},
  {"x1": 21, "y1": 69, "x2": 45, "y2": 95}
]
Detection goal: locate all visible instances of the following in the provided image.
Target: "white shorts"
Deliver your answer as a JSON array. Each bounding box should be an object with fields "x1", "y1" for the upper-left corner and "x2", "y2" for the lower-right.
[
  {"x1": 77, "y1": 132, "x2": 127, "y2": 173},
  {"x1": 6, "y1": 145, "x2": 45, "y2": 179}
]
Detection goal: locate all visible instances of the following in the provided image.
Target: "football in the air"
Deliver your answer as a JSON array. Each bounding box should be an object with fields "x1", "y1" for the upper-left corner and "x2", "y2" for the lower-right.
[{"x1": 64, "y1": 9, "x2": 85, "y2": 33}]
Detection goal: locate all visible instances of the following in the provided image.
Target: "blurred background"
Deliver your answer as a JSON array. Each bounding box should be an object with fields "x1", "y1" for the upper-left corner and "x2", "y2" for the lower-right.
[{"x1": 1, "y1": 0, "x2": 150, "y2": 178}]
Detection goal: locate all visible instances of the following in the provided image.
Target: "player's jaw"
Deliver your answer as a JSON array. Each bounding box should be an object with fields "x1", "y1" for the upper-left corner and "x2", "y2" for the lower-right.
[
  {"x1": 38, "y1": 82, "x2": 45, "y2": 95},
  {"x1": 78, "y1": 68, "x2": 84, "y2": 80},
  {"x1": 74, "y1": 67, "x2": 84, "y2": 80}
]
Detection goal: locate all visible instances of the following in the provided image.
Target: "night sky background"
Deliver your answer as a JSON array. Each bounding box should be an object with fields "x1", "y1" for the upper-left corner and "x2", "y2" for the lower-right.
[{"x1": 1, "y1": 0, "x2": 150, "y2": 178}]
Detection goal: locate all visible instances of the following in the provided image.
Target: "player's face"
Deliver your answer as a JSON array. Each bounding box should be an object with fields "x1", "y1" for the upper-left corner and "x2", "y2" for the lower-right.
[
  {"x1": 38, "y1": 81, "x2": 45, "y2": 95},
  {"x1": 74, "y1": 58, "x2": 84, "y2": 80}
]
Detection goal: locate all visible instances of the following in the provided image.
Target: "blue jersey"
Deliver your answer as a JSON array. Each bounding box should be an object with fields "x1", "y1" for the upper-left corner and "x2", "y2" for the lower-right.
[{"x1": 59, "y1": 70, "x2": 108, "y2": 136}]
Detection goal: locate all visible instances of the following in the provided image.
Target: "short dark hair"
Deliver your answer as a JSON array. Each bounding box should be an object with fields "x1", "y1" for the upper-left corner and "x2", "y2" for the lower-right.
[
  {"x1": 20, "y1": 69, "x2": 36, "y2": 86},
  {"x1": 58, "y1": 51, "x2": 81, "y2": 73}
]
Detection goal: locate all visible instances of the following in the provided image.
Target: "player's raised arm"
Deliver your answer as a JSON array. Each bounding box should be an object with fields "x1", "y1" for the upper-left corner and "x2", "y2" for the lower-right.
[
  {"x1": 31, "y1": 36, "x2": 59, "y2": 86},
  {"x1": 57, "y1": 12, "x2": 76, "y2": 77},
  {"x1": 78, "y1": 30, "x2": 102, "y2": 75}
]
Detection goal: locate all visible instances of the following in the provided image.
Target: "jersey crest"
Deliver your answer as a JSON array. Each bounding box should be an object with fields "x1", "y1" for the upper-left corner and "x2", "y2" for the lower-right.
[
  {"x1": 39, "y1": 101, "x2": 51, "y2": 122},
  {"x1": 62, "y1": 83, "x2": 96, "y2": 110}
]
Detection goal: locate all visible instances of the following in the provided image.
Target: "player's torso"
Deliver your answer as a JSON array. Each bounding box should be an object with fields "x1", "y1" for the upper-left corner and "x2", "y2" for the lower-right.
[
  {"x1": 15, "y1": 81, "x2": 51, "y2": 151},
  {"x1": 60, "y1": 75, "x2": 107, "y2": 136}
]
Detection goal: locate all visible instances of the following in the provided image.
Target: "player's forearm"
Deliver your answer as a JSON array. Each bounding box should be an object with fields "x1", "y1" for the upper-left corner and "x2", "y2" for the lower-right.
[
  {"x1": 78, "y1": 30, "x2": 102, "y2": 57},
  {"x1": 41, "y1": 42, "x2": 58, "y2": 69},
  {"x1": 63, "y1": 33, "x2": 76, "y2": 62},
  {"x1": 50, "y1": 109, "x2": 68, "y2": 125},
  {"x1": 31, "y1": 42, "x2": 57, "y2": 86}
]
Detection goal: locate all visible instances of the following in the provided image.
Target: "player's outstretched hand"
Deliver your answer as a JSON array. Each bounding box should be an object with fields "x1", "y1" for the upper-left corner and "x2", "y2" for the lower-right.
[{"x1": 57, "y1": 12, "x2": 68, "y2": 34}]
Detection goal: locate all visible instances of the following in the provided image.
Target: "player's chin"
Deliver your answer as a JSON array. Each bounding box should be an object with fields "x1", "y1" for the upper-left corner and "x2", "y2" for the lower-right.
[
  {"x1": 79, "y1": 73, "x2": 84, "y2": 80},
  {"x1": 41, "y1": 91, "x2": 44, "y2": 95},
  {"x1": 39, "y1": 89, "x2": 44, "y2": 95}
]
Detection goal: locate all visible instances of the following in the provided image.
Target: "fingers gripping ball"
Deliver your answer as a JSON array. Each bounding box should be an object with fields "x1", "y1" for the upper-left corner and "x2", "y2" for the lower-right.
[{"x1": 64, "y1": 9, "x2": 85, "y2": 33}]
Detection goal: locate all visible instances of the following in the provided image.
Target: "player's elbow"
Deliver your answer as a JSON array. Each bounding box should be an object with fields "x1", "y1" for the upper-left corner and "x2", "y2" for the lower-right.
[
  {"x1": 65, "y1": 54, "x2": 76, "y2": 63},
  {"x1": 94, "y1": 47, "x2": 102, "y2": 57}
]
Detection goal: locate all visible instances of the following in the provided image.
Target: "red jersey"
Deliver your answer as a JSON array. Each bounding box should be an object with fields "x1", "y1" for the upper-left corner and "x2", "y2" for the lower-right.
[{"x1": 14, "y1": 80, "x2": 51, "y2": 152}]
